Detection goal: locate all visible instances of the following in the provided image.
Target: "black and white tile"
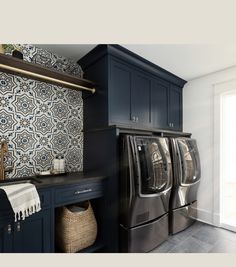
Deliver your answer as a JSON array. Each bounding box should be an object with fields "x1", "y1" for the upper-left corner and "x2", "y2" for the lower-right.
[
  {"x1": 4, "y1": 44, "x2": 83, "y2": 77},
  {"x1": 0, "y1": 44, "x2": 84, "y2": 178}
]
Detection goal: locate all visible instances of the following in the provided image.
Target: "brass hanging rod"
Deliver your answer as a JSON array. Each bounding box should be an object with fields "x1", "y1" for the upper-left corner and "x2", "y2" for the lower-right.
[{"x1": 0, "y1": 63, "x2": 96, "y2": 94}]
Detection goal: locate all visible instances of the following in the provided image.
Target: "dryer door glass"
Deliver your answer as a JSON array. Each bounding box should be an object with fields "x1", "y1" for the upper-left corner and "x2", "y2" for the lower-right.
[
  {"x1": 178, "y1": 139, "x2": 201, "y2": 185},
  {"x1": 136, "y1": 137, "x2": 172, "y2": 194}
]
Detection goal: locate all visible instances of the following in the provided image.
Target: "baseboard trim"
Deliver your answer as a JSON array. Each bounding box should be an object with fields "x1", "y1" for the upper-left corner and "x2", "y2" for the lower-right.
[
  {"x1": 213, "y1": 212, "x2": 220, "y2": 227},
  {"x1": 192, "y1": 207, "x2": 214, "y2": 225},
  {"x1": 220, "y1": 223, "x2": 236, "y2": 232},
  {"x1": 193, "y1": 207, "x2": 236, "y2": 232}
]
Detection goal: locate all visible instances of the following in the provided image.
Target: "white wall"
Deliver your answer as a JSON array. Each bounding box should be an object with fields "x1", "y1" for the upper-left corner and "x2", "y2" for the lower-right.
[{"x1": 183, "y1": 66, "x2": 236, "y2": 226}]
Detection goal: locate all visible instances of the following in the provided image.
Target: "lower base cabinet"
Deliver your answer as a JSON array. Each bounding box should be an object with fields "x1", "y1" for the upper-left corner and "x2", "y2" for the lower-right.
[
  {"x1": 0, "y1": 176, "x2": 105, "y2": 253},
  {"x1": 0, "y1": 209, "x2": 51, "y2": 253},
  {"x1": 13, "y1": 209, "x2": 52, "y2": 253},
  {"x1": 0, "y1": 222, "x2": 13, "y2": 253}
]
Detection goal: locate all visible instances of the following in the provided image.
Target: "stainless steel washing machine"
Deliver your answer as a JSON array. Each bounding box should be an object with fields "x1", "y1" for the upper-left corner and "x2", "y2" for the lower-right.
[
  {"x1": 119, "y1": 135, "x2": 173, "y2": 252},
  {"x1": 169, "y1": 137, "x2": 201, "y2": 234}
]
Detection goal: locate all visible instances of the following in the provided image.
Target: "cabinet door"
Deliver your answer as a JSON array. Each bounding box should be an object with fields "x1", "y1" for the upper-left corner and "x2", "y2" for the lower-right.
[
  {"x1": 0, "y1": 226, "x2": 2, "y2": 252},
  {"x1": 0, "y1": 221, "x2": 14, "y2": 253},
  {"x1": 168, "y1": 85, "x2": 182, "y2": 131},
  {"x1": 13, "y1": 209, "x2": 51, "y2": 253},
  {"x1": 151, "y1": 79, "x2": 169, "y2": 129},
  {"x1": 0, "y1": 224, "x2": 9, "y2": 252},
  {"x1": 109, "y1": 59, "x2": 132, "y2": 125},
  {"x1": 0, "y1": 192, "x2": 15, "y2": 253},
  {"x1": 131, "y1": 70, "x2": 151, "y2": 127}
]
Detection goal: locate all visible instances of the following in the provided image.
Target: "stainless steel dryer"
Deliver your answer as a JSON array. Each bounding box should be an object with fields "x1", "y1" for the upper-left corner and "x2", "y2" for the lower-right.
[
  {"x1": 119, "y1": 135, "x2": 172, "y2": 252},
  {"x1": 169, "y1": 137, "x2": 201, "y2": 234}
]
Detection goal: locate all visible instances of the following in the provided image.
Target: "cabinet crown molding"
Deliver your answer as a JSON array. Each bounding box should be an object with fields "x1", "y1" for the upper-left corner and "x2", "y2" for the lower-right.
[{"x1": 78, "y1": 44, "x2": 187, "y2": 88}]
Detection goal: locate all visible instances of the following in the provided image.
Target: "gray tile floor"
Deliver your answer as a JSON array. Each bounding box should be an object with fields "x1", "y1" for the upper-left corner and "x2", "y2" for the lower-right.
[{"x1": 151, "y1": 221, "x2": 236, "y2": 253}]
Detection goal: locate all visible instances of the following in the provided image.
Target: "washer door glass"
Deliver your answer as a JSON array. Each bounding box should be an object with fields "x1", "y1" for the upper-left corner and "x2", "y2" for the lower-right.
[
  {"x1": 178, "y1": 139, "x2": 201, "y2": 185},
  {"x1": 136, "y1": 138, "x2": 172, "y2": 194}
]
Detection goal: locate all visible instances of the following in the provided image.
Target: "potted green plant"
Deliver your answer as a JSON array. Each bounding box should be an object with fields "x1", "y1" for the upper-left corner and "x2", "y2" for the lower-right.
[
  {"x1": 0, "y1": 44, "x2": 5, "y2": 54},
  {"x1": 1, "y1": 44, "x2": 23, "y2": 59}
]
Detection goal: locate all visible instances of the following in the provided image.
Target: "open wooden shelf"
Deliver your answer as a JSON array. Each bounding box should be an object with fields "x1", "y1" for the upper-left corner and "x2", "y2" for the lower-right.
[{"x1": 0, "y1": 54, "x2": 96, "y2": 93}]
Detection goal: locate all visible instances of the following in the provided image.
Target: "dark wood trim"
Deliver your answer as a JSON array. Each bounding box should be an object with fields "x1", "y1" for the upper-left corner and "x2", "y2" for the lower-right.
[{"x1": 0, "y1": 54, "x2": 95, "y2": 92}]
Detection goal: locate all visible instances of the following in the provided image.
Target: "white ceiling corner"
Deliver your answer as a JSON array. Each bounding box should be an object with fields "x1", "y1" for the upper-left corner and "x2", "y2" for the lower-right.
[{"x1": 36, "y1": 44, "x2": 236, "y2": 81}]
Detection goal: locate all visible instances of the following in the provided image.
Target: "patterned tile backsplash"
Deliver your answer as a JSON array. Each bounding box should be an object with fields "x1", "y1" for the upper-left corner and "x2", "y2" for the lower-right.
[
  {"x1": 3, "y1": 44, "x2": 83, "y2": 77},
  {"x1": 0, "y1": 45, "x2": 84, "y2": 178}
]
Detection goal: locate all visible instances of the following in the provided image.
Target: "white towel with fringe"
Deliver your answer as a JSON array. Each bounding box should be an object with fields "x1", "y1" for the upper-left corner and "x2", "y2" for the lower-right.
[{"x1": 0, "y1": 183, "x2": 41, "y2": 222}]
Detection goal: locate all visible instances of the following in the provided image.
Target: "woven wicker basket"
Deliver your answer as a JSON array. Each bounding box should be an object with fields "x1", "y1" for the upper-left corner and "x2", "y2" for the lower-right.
[{"x1": 56, "y1": 201, "x2": 98, "y2": 253}]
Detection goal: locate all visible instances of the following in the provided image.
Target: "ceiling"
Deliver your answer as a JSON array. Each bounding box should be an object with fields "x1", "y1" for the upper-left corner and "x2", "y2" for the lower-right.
[{"x1": 36, "y1": 44, "x2": 236, "y2": 81}]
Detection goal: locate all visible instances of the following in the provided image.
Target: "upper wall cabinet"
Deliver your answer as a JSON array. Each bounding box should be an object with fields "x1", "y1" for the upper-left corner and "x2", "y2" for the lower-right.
[
  {"x1": 79, "y1": 45, "x2": 186, "y2": 132},
  {"x1": 151, "y1": 78, "x2": 169, "y2": 130},
  {"x1": 109, "y1": 58, "x2": 132, "y2": 125},
  {"x1": 131, "y1": 69, "x2": 152, "y2": 127},
  {"x1": 109, "y1": 58, "x2": 151, "y2": 127},
  {"x1": 168, "y1": 84, "x2": 183, "y2": 131}
]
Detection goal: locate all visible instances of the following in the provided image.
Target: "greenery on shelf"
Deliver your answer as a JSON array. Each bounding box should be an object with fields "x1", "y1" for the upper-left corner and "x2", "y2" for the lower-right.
[{"x1": 2, "y1": 44, "x2": 22, "y2": 54}]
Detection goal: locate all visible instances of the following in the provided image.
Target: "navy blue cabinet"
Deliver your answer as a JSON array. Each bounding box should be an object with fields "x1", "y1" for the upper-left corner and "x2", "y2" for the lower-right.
[
  {"x1": 168, "y1": 84, "x2": 182, "y2": 131},
  {"x1": 0, "y1": 210, "x2": 51, "y2": 253},
  {"x1": 151, "y1": 78, "x2": 169, "y2": 129},
  {"x1": 109, "y1": 59, "x2": 132, "y2": 125},
  {"x1": 109, "y1": 58, "x2": 151, "y2": 127},
  {"x1": 0, "y1": 193, "x2": 16, "y2": 253},
  {"x1": 0, "y1": 175, "x2": 105, "y2": 253},
  {"x1": 13, "y1": 209, "x2": 51, "y2": 253},
  {"x1": 0, "y1": 222, "x2": 13, "y2": 252},
  {"x1": 54, "y1": 182, "x2": 103, "y2": 207},
  {"x1": 151, "y1": 80, "x2": 183, "y2": 131},
  {"x1": 79, "y1": 45, "x2": 186, "y2": 132},
  {"x1": 0, "y1": 189, "x2": 51, "y2": 253},
  {"x1": 131, "y1": 70, "x2": 151, "y2": 127},
  {"x1": 0, "y1": 226, "x2": 3, "y2": 252}
]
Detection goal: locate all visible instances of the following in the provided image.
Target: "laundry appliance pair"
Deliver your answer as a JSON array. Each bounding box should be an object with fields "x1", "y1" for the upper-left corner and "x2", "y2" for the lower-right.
[{"x1": 119, "y1": 134, "x2": 201, "y2": 252}]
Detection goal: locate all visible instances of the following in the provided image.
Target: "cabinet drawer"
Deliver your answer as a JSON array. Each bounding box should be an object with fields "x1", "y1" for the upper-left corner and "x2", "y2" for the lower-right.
[
  {"x1": 38, "y1": 189, "x2": 51, "y2": 209},
  {"x1": 54, "y1": 182, "x2": 103, "y2": 206}
]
